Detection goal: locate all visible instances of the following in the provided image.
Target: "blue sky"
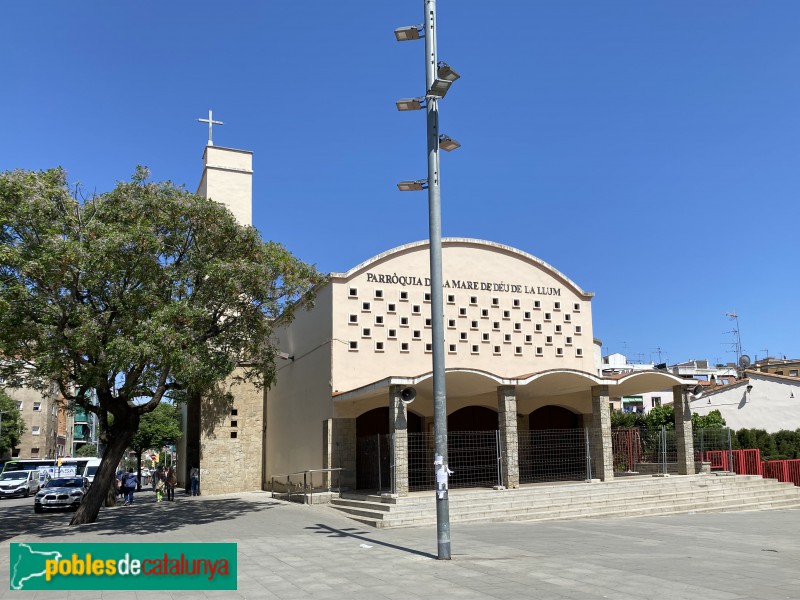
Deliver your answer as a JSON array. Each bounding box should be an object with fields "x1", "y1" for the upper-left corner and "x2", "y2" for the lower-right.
[{"x1": 2, "y1": 1, "x2": 798, "y2": 366}]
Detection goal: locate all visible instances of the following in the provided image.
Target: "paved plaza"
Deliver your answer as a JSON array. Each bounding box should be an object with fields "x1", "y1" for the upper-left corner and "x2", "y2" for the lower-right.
[{"x1": 0, "y1": 489, "x2": 798, "y2": 599}]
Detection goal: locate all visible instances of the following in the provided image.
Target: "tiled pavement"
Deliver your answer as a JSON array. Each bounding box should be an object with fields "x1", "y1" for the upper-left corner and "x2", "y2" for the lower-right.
[{"x1": 0, "y1": 489, "x2": 798, "y2": 599}]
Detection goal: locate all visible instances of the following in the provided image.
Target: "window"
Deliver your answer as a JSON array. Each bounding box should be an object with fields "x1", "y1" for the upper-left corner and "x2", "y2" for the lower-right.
[
  {"x1": 231, "y1": 421, "x2": 238, "y2": 428},
  {"x1": 401, "y1": 343, "x2": 410, "y2": 352},
  {"x1": 576, "y1": 348, "x2": 583, "y2": 357},
  {"x1": 16, "y1": 401, "x2": 22, "y2": 410},
  {"x1": 447, "y1": 294, "x2": 455, "y2": 304},
  {"x1": 375, "y1": 341, "x2": 384, "y2": 352},
  {"x1": 544, "y1": 312, "x2": 551, "y2": 321},
  {"x1": 362, "y1": 301, "x2": 371, "y2": 311},
  {"x1": 412, "y1": 304, "x2": 421, "y2": 315},
  {"x1": 555, "y1": 325, "x2": 562, "y2": 333},
  {"x1": 575, "y1": 325, "x2": 582, "y2": 334},
  {"x1": 388, "y1": 303, "x2": 396, "y2": 313},
  {"x1": 425, "y1": 343, "x2": 432, "y2": 352},
  {"x1": 459, "y1": 307, "x2": 467, "y2": 317},
  {"x1": 413, "y1": 330, "x2": 422, "y2": 340},
  {"x1": 400, "y1": 291, "x2": 409, "y2": 301},
  {"x1": 504, "y1": 334, "x2": 512, "y2": 343},
  {"x1": 449, "y1": 344, "x2": 457, "y2": 353},
  {"x1": 534, "y1": 300, "x2": 541, "y2": 309},
  {"x1": 515, "y1": 347, "x2": 523, "y2": 356},
  {"x1": 362, "y1": 328, "x2": 371, "y2": 338},
  {"x1": 470, "y1": 296, "x2": 478, "y2": 305},
  {"x1": 556, "y1": 347, "x2": 563, "y2": 356},
  {"x1": 424, "y1": 292, "x2": 431, "y2": 302},
  {"x1": 554, "y1": 302, "x2": 561, "y2": 310},
  {"x1": 536, "y1": 347, "x2": 543, "y2": 356},
  {"x1": 513, "y1": 298, "x2": 520, "y2": 308},
  {"x1": 482, "y1": 333, "x2": 490, "y2": 342},
  {"x1": 651, "y1": 397, "x2": 661, "y2": 408},
  {"x1": 573, "y1": 303, "x2": 581, "y2": 312},
  {"x1": 535, "y1": 323, "x2": 542, "y2": 333},
  {"x1": 492, "y1": 297, "x2": 499, "y2": 306},
  {"x1": 425, "y1": 318, "x2": 432, "y2": 327},
  {"x1": 30, "y1": 447, "x2": 39, "y2": 455},
  {"x1": 502, "y1": 310, "x2": 510, "y2": 319},
  {"x1": 459, "y1": 332, "x2": 468, "y2": 341},
  {"x1": 564, "y1": 314, "x2": 571, "y2": 322},
  {"x1": 481, "y1": 309, "x2": 489, "y2": 318},
  {"x1": 790, "y1": 370, "x2": 798, "y2": 377},
  {"x1": 524, "y1": 311, "x2": 531, "y2": 320},
  {"x1": 546, "y1": 336, "x2": 553, "y2": 345},
  {"x1": 32, "y1": 426, "x2": 40, "y2": 435},
  {"x1": 231, "y1": 409, "x2": 238, "y2": 416},
  {"x1": 375, "y1": 289, "x2": 384, "y2": 299},
  {"x1": 472, "y1": 345, "x2": 479, "y2": 354},
  {"x1": 524, "y1": 334, "x2": 533, "y2": 344},
  {"x1": 471, "y1": 320, "x2": 479, "y2": 330},
  {"x1": 349, "y1": 314, "x2": 358, "y2": 324},
  {"x1": 388, "y1": 329, "x2": 397, "y2": 339},
  {"x1": 33, "y1": 402, "x2": 41, "y2": 412},
  {"x1": 492, "y1": 321, "x2": 500, "y2": 331},
  {"x1": 493, "y1": 346, "x2": 501, "y2": 355},
  {"x1": 514, "y1": 323, "x2": 522, "y2": 331},
  {"x1": 349, "y1": 341, "x2": 358, "y2": 351},
  {"x1": 348, "y1": 287, "x2": 358, "y2": 298},
  {"x1": 400, "y1": 317, "x2": 409, "y2": 326},
  {"x1": 448, "y1": 319, "x2": 456, "y2": 328},
  {"x1": 565, "y1": 336, "x2": 573, "y2": 345},
  {"x1": 231, "y1": 432, "x2": 238, "y2": 439},
  {"x1": 375, "y1": 315, "x2": 384, "y2": 326}
]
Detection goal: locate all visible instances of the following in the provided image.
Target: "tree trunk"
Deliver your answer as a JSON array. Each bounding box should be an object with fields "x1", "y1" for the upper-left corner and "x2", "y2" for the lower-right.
[{"x1": 70, "y1": 425, "x2": 133, "y2": 525}]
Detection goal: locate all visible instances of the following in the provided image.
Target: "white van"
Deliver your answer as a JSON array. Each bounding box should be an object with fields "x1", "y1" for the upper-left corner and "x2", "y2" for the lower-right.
[
  {"x1": 83, "y1": 458, "x2": 102, "y2": 486},
  {"x1": 0, "y1": 470, "x2": 41, "y2": 498}
]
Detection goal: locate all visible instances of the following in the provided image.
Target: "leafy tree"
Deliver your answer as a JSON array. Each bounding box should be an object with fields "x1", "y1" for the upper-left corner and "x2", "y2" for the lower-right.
[
  {"x1": 645, "y1": 404, "x2": 674, "y2": 430},
  {"x1": 691, "y1": 409, "x2": 726, "y2": 430},
  {"x1": 0, "y1": 390, "x2": 24, "y2": 456},
  {"x1": 129, "y1": 403, "x2": 182, "y2": 489},
  {"x1": 0, "y1": 167, "x2": 323, "y2": 524},
  {"x1": 75, "y1": 443, "x2": 97, "y2": 457}
]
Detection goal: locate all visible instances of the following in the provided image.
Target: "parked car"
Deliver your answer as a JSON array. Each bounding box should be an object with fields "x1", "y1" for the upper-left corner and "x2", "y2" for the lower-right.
[
  {"x1": 83, "y1": 458, "x2": 101, "y2": 486},
  {"x1": 0, "y1": 470, "x2": 41, "y2": 498},
  {"x1": 34, "y1": 477, "x2": 90, "y2": 513}
]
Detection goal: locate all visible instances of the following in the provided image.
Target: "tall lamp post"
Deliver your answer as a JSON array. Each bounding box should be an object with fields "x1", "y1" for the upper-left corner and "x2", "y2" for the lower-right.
[{"x1": 395, "y1": 0, "x2": 461, "y2": 560}]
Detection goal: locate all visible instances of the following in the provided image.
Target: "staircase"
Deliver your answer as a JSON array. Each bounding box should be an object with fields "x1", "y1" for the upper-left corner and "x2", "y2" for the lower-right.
[{"x1": 329, "y1": 474, "x2": 800, "y2": 529}]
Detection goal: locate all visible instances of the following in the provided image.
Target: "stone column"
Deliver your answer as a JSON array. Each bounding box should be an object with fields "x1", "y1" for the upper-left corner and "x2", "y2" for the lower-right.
[
  {"x1": 324, "y1": 418, "x2": 357, "y2": 490},
  {"x1": 673, "y1": 385, "x2": 695, "y2": 475},
  {"x1": 388, "y1": 386, "x2": 409, "y2": 496},
  {"x1": 590, "y1": 385, "x2": 614, "y2": 481},
  {"x1": 497, "y1": 385, "x2": 520, "y2": 489}
]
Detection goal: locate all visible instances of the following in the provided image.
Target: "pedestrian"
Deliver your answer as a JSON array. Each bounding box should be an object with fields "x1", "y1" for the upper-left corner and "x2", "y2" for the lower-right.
[
  {"x1": 122, "y1": 469, "x2": 138, "y2": 506},
  {"x1": 153, "y1": 467, "x2": 164, "y2": 502},
  {"x1": 116, "y1": 468, "x2": 125, "y2": 502},
  {"x1": 190, "y1": 465, "x2": 200, "y2": 496},
  {"x1": 165, "y1": 467, "x2": 177, "y2": 501}
]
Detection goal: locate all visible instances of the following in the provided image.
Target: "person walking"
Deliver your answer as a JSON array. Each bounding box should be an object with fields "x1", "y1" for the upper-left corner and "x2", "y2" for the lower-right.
[
  {"x1": 153, "y1": 467, "x2": 164, "y2": 502},
  {"x1": 165, "y1": 467, "x2": 177, "y2": 501},
  {"x1": 116, "y1": 468, "x2": 125, "y2": 502},
  {"x1": 122, "y1": 469, "x2": 138, "y2": 506},
  {"x1": 190, "y1": 465, "x2": 200, "y2": 496}
]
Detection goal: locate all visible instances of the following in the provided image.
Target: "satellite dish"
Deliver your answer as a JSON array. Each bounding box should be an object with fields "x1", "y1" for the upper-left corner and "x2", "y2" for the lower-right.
[
  {"x1": 739, "y1": 355, "x2": 751, "y2": 368},
  {"x1": 400, "y1": 387, "x2": 416, "y2": 404}
]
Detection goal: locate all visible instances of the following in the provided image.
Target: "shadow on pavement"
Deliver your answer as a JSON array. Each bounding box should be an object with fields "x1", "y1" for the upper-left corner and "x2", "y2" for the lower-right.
[
  {"x1": 305, "y1": 523, "x2": 436, "y2": 559},
  {"x1": 0, "y1": 490, "x2": 277, "y2": 542}
]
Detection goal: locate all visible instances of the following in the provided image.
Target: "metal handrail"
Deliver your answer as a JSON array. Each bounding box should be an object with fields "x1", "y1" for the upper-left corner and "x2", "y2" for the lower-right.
[{"x1": 269, "y1": 468, "x2": 343, "y2": 505}]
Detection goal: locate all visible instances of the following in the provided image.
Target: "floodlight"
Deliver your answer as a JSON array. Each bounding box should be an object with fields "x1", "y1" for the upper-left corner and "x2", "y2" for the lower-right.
[
  {"x1": 396, "y1": 97, "x2": 425, "y2": 111},
  {"x1": 397, "y1": 180, "x2": 427, "y2": 191},
  {"x1": 438, "y1": 135, "x2": 461, "y2": 152},
  {"x1": 428, "y1": 79, "x2": 453, "y2": 98},
  {"x1": 395, "y1": 25, "x2": 423, "y2": 41},
  {"x1": 437, "y1": 62, "x2": 460, "y2": 82}
]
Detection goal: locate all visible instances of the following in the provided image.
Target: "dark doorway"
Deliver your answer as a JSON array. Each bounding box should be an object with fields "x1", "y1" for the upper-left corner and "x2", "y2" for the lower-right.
[
  {"x1": 448, "y1": 406, "x2": 499, "y2": 431},
  {"x1": 356, "y1": 407, "x2": 421, "y2": 491},
  {"x1": 520, "y1": 406, "x2": 585, "y2": 484},
  {"x1": 529, "y1": 405, "x2": 581, "y2": 430}
]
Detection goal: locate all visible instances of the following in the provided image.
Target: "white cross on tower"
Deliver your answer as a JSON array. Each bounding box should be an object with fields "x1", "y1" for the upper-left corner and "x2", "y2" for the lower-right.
[{"x1": 197, "y1": 110, "x2": 223, "y2": 146}]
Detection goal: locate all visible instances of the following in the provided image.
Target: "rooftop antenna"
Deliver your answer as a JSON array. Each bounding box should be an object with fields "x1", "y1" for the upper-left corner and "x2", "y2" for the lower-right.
[{"x1": 724, "y1": 312, "x2": 743, "y2": 368}]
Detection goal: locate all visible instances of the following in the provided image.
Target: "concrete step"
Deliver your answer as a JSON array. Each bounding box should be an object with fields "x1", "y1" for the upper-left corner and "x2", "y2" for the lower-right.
[{"x1": 330, "y1": 475, "x2": 800, "y2": 528}]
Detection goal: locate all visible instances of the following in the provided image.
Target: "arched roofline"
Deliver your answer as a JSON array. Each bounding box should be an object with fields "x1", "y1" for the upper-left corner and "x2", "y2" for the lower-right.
[
  {"x1": 329, "y1": 238, "x2": 594, "y2": 298},
  {"x1": 516, "y1": 368, "x2": 605, "y2": 387},
  {"x1": 610, "y1": 370, "x2": 694, "y2": 387}
]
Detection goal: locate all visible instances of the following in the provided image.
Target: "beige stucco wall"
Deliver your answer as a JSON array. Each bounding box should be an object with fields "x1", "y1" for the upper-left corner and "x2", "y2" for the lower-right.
[
  {"x1": 196, "y1": 146, "x2": 253, "y2": 227},
  {"x1": 265, "y1": 285, "x2": 334, "y2": 481},
  {"x1": 5, "y1": 386, "x2": 61, "y2": 458},
  {"x1": 330, "y1": 239, "x2": 595, "y2": 394}
]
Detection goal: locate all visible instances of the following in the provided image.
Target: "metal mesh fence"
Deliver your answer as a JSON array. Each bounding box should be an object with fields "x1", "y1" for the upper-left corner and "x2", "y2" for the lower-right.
[
  {"x1": 408, "y1": 431, "x2": 500, "y2": 491},
  {"x1": 518, "y1": 428, "x2": 588, "y2": 484},
  {"x1": 693, "y1": 427, "x2": 733, "y2": 471},
  {"x1": 612, "y1": 426, "x2": 677, "y2": 475},
  {"x1": 356, "y1": 434, "x2": 391, "y2": 493}
]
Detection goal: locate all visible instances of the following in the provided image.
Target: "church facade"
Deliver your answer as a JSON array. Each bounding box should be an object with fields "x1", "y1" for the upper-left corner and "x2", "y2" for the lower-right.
[{"x1": 178, "y1": 142, "x2": 697, "y2": 496}]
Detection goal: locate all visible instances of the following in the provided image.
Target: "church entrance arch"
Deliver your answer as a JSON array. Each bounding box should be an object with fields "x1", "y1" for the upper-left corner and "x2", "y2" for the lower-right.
[
  {"x1": 356, "y1": 407, "x2": 421, "y2": 491},
  {"x1": 520, "y1": 405, "x2": 586, "y2": 484},
  {"x1": 444, "y1": 406, "x2": 500, "y2": 489}
]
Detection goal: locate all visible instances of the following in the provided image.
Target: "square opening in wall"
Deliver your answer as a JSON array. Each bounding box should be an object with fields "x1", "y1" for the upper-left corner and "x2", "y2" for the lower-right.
[
  {"x1": 534, "y1": 300, "x2": 541, "y2": 309},
  {"x1": 231, "y1": 421, "x2": 238, "y2": 428},
  {"x1": 401, "y1": 342, "x2": 410, "y2": 352},
  {"x1": 544, "y1": 312, "x2": 551, "y2": 321},
  {"x1": 230, "y1": 432, "x2": 238, "y2": 439},
  {"x1": 447, "y1": 294, "x2": 455, "y2": 303},
  {"x1": 425, "y1": 318, "x2": 432, "y2": 327},
  {"x1": 349, "y1": 288, "x2": 357, "y2": 298},
  {"x1": 554, "y1": 302, "x2": 561, "y2": 310},
  {"x1": 459, "y1": 307, "x2": 467, "y2": 316},
  {"x1": 375, "y1": 289, "x2": 384, "y2": 299},
  {"x1": 413, "y1": 330, "x2": 422, "y2": 340},
  {"x1": 524, "y1": 311, "x2": 531, "y2": 320},
  {"x1": 515, "y1": 347, "x2": 522, "y2": 355},
  {"x1": 471, "y1": 320, "x2": 479, "y2": 329},
  {"x1": 493, "y1": 321, "x2": 500, "y2": 331},
  {"x1": 349, "y1": 341, "x2": 358, "y2": 350},
  {"x1": 388, "y1": 329, "x2": 397, "y2": 338},
  {"x1": 546, "y1": 336, "x2": 553, "y2": 344},
  {"x1": 375, "y1": 315, "x2": 384, "y2": 325},
  {"x1": 503, "y1": 310, "x2": 510, "y2": 319},
  {"x1": 231, "y1": 409, "x2": 238, "y2": 416},
  {"x1": 566, "y1": 336, "x2": 572, "y2": 345},
  {"x1": 564, "y1": 314, "x2": 571, "y2": 322},
  {"x1": 472, "y1": 345, "x2": 479, "y2": 354},
  {"x1": 470, "y1": 296, "x2": 478, "y2": 305},
  {"x1": 375, "y1": 341, "x2": 385, "y2": 351},
  {"x1": 362, "y1": 302, "x2": 371, "y2": 311},
  {"x1": 448, "y1": 319, "x2": 456, "y2": 328},
  {"x1": 536, "y1": 347, "x2": 543, "y2": 356},
  {"x1": 556, "y1": 348, "x2": 563, "y2": 356},
  {"x1": 525, "y1": 334, "x2": 532, "y2": 343},
  {"x1": 362, "y1": 328, "x2": 371, "y2": 337},
  {"x1": 425, "y1": 343, "x2": 432, "y2": 352},
  {"x1": 492, "y1": 297, "x2": 499, "y2": 306},
  {"x1": 573, "y1": 303, "x2": 581, "y2": 312},
  {"x1": 513, "y1": 298, "x2": 520, "y2": 307},
  {"x1": 449, "y1": 344, "x2": 457, "y2": 353},
  {"x1": 514, "y1": 323, "x2": 521, "y2": 331},
  {"x1": 575, "y1": 325, "x2": 583, "y2": 334},
  {"x1": 400, "y1": 317, "x2": 409, "y2": 326},
  {"x1": 349, "y1": 314, "x2": 358, "y2": 324},
  {"x1": 555, "y1": 325, "x2": 562, "y2": 333},
  {"x1": 576, "y1": 348, "x2": 583, "y2": 356},
  {"x1": 412, "y1": 304, "x2": 421, "y2": 314},
  {"x1": 481, "y1": 309, "x2": 489, "y2": 318},
  {"x1": 535, "y1": 324, "x2": 542, "y2": 332},
  {"x1": 504, "y1": 334, "x2": 512, "y2": 343},
  {"x1": 493, "y1": 346, "x2": 501, "y2": 355},
  {"x1": 388, "y1": 303, "x2": 396, "y2": 313},
  {"x1": 459, "y1": 332, "x2": 467, "y2": 341},
  {"x1": 400, "y1": 291, "x2": 409, "y2": 301},
  {"x1": 424, "y1": 292, "x2": 431, "y2": 302}
]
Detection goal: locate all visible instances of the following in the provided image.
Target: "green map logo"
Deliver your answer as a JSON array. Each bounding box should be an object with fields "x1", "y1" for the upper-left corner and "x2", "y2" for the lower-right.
[{"x1": 10, "y1": 543, "x2": 237, "y2": 590}]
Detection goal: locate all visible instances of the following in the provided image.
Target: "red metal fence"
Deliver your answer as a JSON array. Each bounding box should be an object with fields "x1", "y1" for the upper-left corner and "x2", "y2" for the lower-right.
[
  {"x1": 704, "y1": 449, "x2": 763, "y2": 476},
  {"x1": 762, "y1": 459, "x2": 800, "y2": 486}
]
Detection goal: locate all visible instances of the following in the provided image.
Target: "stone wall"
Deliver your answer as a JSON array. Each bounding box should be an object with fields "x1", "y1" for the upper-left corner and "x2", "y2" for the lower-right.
[{"x1": 200, "y1": 372, "x2": 264, "y2": 495}]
